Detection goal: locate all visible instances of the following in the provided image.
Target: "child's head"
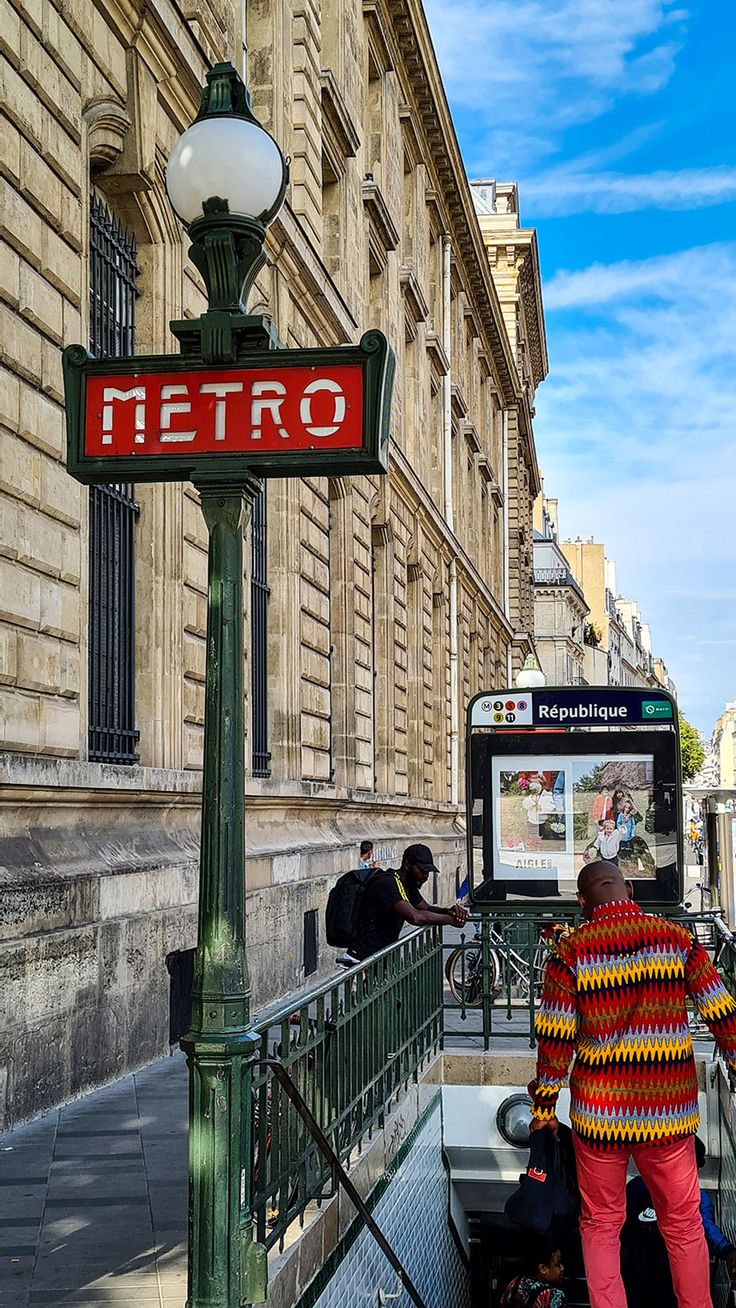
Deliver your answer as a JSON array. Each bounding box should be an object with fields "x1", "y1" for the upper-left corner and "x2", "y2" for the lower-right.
[
  {"x1": 603, "y1": 819, "x2": 615, "y2": 834},
  {"x1": 695, "y1": 1135, "x2": 706, "y2": 1170},
  {"x1": 623, "y1": 801, "x2": 634, "y2": 816},
  {"x1": 528, "y1": 1233, "x2": 564, "y2": 1285}
]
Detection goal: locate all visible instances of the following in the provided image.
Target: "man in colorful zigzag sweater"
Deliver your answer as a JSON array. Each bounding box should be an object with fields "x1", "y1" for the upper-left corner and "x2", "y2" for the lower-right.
[{"x1": 529, "y1": 859, "x2": 736, "y2": 1308}]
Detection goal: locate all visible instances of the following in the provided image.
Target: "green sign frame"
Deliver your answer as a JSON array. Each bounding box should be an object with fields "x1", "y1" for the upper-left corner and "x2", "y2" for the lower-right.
[{"x1": 62, "y1": 329, "x2": 394, "y2": 486}]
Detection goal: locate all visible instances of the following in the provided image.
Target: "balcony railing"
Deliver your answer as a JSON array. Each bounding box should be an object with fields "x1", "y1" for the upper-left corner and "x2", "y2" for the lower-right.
[{"x1": 533, "y1": 568, "x2": 586, "y2": 603}]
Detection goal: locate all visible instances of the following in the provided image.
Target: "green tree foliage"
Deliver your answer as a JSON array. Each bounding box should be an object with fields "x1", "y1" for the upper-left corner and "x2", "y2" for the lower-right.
[{"x1": 679, "y1": 711, "x2": 705, "y2": 781}]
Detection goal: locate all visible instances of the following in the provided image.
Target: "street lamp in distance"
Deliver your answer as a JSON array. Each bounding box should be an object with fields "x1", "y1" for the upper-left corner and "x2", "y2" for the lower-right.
[{"x1": 516, "y1": 653, "x2": 546, "y2": 689}]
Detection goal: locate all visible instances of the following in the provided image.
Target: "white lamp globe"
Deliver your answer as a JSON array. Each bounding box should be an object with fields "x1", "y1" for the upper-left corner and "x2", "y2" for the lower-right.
[
  {"x1": 515, "y1": 655, "x2": 546, "y2": 689},
  {"x1": 166, "y1": 116, "x2": 287, "y2": 227}
]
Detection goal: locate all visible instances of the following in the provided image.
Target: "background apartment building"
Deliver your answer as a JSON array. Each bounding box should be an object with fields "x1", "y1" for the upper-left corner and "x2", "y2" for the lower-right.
[
  {"x1": 0, "y1": 0, "x2": 544, "y2": 1125},
  {"x1": 561, "y1": 534, "x2": 674, "y2": 693},
  {"x1": 530, "y1": 495, "x2": 589, "y2": 686}
]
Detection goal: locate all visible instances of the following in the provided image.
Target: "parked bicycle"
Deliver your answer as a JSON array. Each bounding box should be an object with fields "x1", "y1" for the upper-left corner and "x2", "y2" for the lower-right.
[{"x1": 444, "y1": 920, "x2": 562, "y2": 1008}]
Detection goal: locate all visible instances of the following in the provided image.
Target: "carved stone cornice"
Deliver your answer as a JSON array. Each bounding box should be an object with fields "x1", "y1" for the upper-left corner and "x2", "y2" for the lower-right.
[
  {"x1": 383, "y1": 0, "x2": 521, "y2": 406},
  {"x1": 85, "y1": 100, "x2": 131, "y2": 168},
  {"x1": 400, "y1": 262, "x2": 429, "y2": 325},
  {"x1": 362, "y1": 179, "x2": 400, "y2": 257},
  {"x1": 450, "y1": 383, "x2": 468, "y2": 423},
  {"x1": 321, "y1": 69, "x2": 360, "y2": 182},
  {"x1": 462, "y1": 421, "x2": 481, "y2": 455},
  {"x1": 425, "y1": 329, "x2": 450, "y2": 380},
  {"x1": 399, "y1": 103, "x2": 424, "y2": 168},
  {"x1": 363, "y1": 0, "x2": 394, "y2": 71}
]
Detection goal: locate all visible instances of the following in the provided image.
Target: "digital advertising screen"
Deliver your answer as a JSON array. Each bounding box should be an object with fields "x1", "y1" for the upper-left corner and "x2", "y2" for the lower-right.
[{"x1": 467, "y1": 687, "x2": 682, "y2": 909}]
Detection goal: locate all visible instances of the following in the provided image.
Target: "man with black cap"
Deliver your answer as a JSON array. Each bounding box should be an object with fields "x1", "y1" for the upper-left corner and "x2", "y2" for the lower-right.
[{"x1": 351, "y1": 843, "x2": 467, "y2": 960}]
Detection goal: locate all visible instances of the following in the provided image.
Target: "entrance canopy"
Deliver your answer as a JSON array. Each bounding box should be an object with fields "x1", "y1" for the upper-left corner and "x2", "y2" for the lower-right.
[{"x1": 466, "y1": 686, "x2": 682, "y2": 910}]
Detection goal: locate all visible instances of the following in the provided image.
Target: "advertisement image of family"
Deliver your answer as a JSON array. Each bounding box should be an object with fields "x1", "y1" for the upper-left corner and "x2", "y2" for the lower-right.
[
  {"x1": 498, "y1": 769, "x2": 567, "y2": 851},
  {"x1": 493, "y1": 754, "x2": 660, "y2": 885},
  {"x1": 573, "y1": 760, "x2": 656, "y2": 878}
]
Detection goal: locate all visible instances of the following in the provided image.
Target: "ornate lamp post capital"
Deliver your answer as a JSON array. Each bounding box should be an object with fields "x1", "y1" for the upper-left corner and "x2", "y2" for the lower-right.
[{"x1": 194, "y1": 60, "x2": 260, "y2": 123}]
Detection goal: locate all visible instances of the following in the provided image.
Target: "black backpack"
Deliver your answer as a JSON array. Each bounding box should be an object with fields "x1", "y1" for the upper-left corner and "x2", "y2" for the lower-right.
[
  {"x1": 325, "y1": 868, "x2": 380, "y2": 948},
  {"x1": 504, "y1": 1125, "x2": 579, "y2": 1234}
]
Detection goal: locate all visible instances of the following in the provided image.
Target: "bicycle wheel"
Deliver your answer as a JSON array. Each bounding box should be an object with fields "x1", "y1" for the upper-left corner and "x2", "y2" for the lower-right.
[{"x1": 445, "y1": 944, "x2": 499, "y2": 1006}]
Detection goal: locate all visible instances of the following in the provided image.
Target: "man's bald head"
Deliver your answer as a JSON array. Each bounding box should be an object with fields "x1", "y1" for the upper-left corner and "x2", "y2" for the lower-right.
[{"x1": 577, "y1": 860, "x2": 627, "y2": 919}]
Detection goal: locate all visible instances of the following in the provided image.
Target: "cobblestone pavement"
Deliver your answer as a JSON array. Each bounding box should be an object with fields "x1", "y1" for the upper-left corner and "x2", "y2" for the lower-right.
[{"x1": 0, "y1": 1054, "x2": 188, "y2": 1308}]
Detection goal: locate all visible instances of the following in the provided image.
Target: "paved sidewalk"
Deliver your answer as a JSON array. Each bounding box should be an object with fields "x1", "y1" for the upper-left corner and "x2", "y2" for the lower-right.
[{"x1": 0, "y1": 1054, "x2": 189, "y2": 1307}]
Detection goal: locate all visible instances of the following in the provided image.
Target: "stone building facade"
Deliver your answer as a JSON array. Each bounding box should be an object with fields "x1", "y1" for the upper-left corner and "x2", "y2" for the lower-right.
[
  {"x1": 531, "y1": 495, "x2": 589, "y2": 686},
  {"x1": 471, "y1": 180, "x2": 545, "y2": 669},
  {"x1": 0, "y1": 0, "x2": 541, "y2": 1125},
  {"x1": 562, "y1": 538, "x2": 673, "y2": 692}
]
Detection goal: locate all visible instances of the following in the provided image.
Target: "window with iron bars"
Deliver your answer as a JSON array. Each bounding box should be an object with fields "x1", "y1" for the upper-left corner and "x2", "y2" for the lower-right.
[
  {"x1": 251, "y1": 485, "x2": 271, "y2": 776},
  {"x1": 88, "y1": 194, "x2": 140, "y2": 764}
]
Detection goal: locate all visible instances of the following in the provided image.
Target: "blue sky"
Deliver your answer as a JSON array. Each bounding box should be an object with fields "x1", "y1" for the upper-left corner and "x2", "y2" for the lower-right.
[{"x1": 424, "y1": 0, "x2": 736, "y2": 736}]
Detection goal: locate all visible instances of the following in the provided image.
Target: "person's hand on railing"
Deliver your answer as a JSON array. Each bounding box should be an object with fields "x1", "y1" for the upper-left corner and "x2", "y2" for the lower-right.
[{"x1": 451, "y1": 903, "x2": 469, "y2": 926}]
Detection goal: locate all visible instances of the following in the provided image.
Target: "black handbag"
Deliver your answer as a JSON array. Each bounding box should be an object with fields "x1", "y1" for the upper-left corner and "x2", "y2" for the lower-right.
[{"x1": 504, "y1": 1125, "x2": 578, "y2": 1233}]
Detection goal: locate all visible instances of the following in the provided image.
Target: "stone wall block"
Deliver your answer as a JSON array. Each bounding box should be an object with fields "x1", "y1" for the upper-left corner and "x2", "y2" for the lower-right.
[
  {"x1": 183, "y1": 721, "x2": 203, "y2": 769},
  {"x1": 41, "y1": 226, "x2": 80, "y2": 305},
  {"x1": 19, "y1": 380, "x2": 64, "y2": 458},
  {"x1": 16, "y1": 629, "x2": 61, "y2": 693},
  {"x1": 0, "y1": 683, "x2": 40, "y2": 749},
  {"x1": 19, "y1": 138, "x2": 64, "y2": 227},
  {"x1": 39, "y1": 575, "x2": 79, "y2": 642},
  {"x1": 0, "y1": 303, "x2": 43, "y2": 386},
  {"x1": 0, "y1": 118, "x2": 22, "y2": 188},
  {"x1": 0, "y1": 623, "x2": 18, "y2": 684},
  {"x1": 0, "y1": 429, "x2": 40, "y2": 504},
  {"x1": 59, "y1": 524, "x2": 80, "y2": 586},
  {"x1": 58, "y1": 640, "x2": 80, "y2": 697},
  {"x1": 1, "y1": 56, "x2": 44, "y2": 150},
  {"x1": 41, "y1": 113, "x2": 81, "y2": 194},
  {"x1": 38, "y1": 694, "x2": 79, "y2": 754},
  {"x1": 0, "y1": 240, "x2": 20, "y2": 309},
  {"x1": 39, "y1": 456, "x2": 81, "y2": 526},
  {"x1": 15, "y1": 503, "x2": 62, "y2": 577},
  {"x1": 183, "y1": 631, "x2": 206, "y2": 683},
  {"x1": 19, "y1": 28, "x2": 81, "y2": 142},
  {"x1": 1, "y1": 185, "x2": 44, "y2": 272},
  {"x1": 0, "y1": 554, "x2": 40, "y2": 627},
  {"x1": 42, "y1": 3, "x2": 84, "y2": 90},
  {"x1": 41, "y1": 339, "x2": 64, "y2": 405}
]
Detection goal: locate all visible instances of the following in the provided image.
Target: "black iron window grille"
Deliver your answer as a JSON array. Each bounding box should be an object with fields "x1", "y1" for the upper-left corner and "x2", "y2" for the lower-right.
[
  {"x1": 88, "y1": 193, "x2": 140, "y2": 764},
  {"x1": 251, "y1": 484, "x2": 271, "y2": 776}
]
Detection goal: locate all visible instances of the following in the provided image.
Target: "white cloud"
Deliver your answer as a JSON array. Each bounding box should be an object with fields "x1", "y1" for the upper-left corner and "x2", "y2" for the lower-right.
[
  {"x1": 424, "y1": 0, "x2": 687, "y2": 170},
  {"x1": 536, "y1": 243, "x2": 736, "y2": 732},
  {"x1": 522, "y1": 165, "x2": 736, "y2": 215}
]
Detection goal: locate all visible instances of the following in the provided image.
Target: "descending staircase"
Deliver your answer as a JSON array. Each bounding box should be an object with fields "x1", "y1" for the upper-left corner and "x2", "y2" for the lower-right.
[{"x1": 468, "y1": 1213, "x2": 590, "y2": 1307}]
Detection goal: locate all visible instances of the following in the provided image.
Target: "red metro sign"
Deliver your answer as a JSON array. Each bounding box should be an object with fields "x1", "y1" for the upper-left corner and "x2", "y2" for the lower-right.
[{"x1": 63, "y1": 331, "x2": 393, "y2": 485}]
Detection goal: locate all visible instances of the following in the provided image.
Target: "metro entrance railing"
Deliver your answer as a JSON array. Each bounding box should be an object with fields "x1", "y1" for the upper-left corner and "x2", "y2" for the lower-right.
[
  {"x1": 250, "y1": 927, "x2": 442, "y2": 1251},
  {"x1": 245, "y1": 908, "x2": 736, "y2": 1268}
]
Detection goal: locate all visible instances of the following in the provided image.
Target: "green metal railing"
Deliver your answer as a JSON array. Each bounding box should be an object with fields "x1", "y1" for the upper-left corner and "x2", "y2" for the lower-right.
[
  {"x1": 246, "y1": 907, "x2": 736, "y2": 1258},
  {"x1": 250, "y1": 926, "x2": 442, "y2": 1250},
  {"x1": 442, "y1": 908, "x2": 736, "y2": 1049},
  {"x1": 442, "y1": 911, "x2": 577, "y2": 1049}
]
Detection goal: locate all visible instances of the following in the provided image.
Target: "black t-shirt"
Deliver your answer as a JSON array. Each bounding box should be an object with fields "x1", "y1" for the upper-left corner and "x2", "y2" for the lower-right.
[{"x1": 354, "y1": 870, "x2": 422, "y2": 959}]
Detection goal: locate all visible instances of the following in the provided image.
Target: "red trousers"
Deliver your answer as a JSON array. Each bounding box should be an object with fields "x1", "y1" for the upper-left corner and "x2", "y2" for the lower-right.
[{"x1": 573, "y1": 1134, "x2": 710, "y2": 1308}]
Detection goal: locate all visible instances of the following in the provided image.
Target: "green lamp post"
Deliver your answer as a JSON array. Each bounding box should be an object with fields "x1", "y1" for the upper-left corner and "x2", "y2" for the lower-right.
[
  {"x1": 165, "y1": 63, "x2": 289, "y2": 1308},
  {"x1": 63, "y1": 57, "x2": 391, "y2": 1306}
]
